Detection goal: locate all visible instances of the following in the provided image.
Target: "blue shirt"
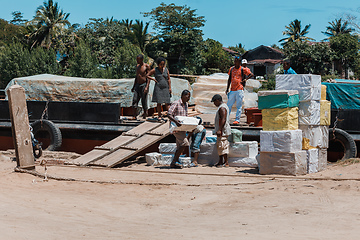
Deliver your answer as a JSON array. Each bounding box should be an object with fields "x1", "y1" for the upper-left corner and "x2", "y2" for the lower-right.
[{"x1": 284, "y1": 67, "x2": 297, "y2": 74}]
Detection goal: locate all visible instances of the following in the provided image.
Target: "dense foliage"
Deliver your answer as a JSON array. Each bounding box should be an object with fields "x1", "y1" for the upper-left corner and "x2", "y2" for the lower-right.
[{"x1": 0, "y1": 0, "x2": 360, "y2": 89}]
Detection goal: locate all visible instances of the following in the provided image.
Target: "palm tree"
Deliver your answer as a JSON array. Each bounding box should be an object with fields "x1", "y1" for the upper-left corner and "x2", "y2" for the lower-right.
[
  {"x1": 322, "y1": 18, "x2": 354, "y2": 40},
  {"x1": 279, "y1": 19, "x2": 315, "y2": 46},
  {"x1": 121, "y1": 19, "x2": 133, "y2": 33},
  {"x1": 131, "y1": 20, "x2": 150, "y2": 53},
  {"x1": 29, "y1": 0, "x2": 70, "y2": 49}
]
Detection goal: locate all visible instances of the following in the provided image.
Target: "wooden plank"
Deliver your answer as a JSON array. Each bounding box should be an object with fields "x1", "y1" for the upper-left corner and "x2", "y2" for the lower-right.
[
  {"x1": 101, "y1": 135, "x2": 136, "y2": 149},
  {"x1": 7, "y1": 85, "x2": 34, "y2": 169},
  {"x1": 85, "y1": 121, "x2": 171, "y2": 167},
  {"x1": 125, "y1": 135, "x2": 161, "y2": 150},
  {"x1": 93, "y1": 148, "x2": 135, "y2": 167},
  {"x1": 147, "y1": 123, "x2": 170, "y2": 136},
  {"x1": 73, "y1": 149, "x2": 109, "y2": 165},
  {"x1": 123, "y1": 121, "x2": 161, "y2": 137},
  {"x1": 74, "y1": 135, "x2": 136, "y2": 165},
  {"x1": 74, "y1": 122, "x2": 159, "y2": 165}
]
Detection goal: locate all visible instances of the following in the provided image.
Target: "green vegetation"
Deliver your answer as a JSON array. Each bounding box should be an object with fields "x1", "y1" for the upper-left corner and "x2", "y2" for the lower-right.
[{"x1": 0, "y1": 1, "x2": 360, "y2": 89}]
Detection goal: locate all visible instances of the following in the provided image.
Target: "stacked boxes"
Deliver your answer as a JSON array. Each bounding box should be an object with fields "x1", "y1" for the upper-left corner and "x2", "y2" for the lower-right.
[
  {"x1": 276, "y1": 75, "x2": 329, "y2": 173},
  {"x1": 258, "y1": 90, "x2": 307, "y2": 175},
  {"x1": 259, "y1": 90, "x2": 299, "y2": 131}
]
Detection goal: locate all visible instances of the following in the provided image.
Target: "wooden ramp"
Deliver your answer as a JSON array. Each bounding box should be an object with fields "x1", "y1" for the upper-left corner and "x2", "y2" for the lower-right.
[{"x1": 74, "y1": 121, "x2": 170, "y2": 167}]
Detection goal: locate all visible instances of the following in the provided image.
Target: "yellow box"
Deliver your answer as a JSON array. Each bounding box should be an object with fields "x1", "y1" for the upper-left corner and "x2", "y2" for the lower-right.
[
  {"x1": 320, "y1": 100, "x2": 331, "y2": 125},
  {"x1": 262, "y1": 107, "x2": 298, "y2": 131},
  {"x1": 321, "y1": 85, "x2": 327, "y2": 100}
]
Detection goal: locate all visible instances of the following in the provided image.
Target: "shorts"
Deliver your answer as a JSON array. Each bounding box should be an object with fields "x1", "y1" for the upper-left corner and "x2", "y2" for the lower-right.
[
  {"x1": 173, "y1": 131, "x2": 190, "y2": 149},
  {"x1": 190, "y1": 128, "x2": 206, "y2": 153},
  {"x1": 217, "y1": 136, "x2": 229, "y2": 156},
  {"x1": 132, "y1": 82, "x2": 148, "y2": 110}
]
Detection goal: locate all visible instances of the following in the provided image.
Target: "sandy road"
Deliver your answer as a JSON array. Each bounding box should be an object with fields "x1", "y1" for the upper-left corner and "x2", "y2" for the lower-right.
[{"x1": 1, "y1": 151, "x2": 360, "y2": 239}]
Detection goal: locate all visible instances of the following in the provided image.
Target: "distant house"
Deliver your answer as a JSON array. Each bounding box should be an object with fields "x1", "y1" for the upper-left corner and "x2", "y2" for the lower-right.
[{"x1": 241, "y1": 45, "x2": 284, "y2": 78}]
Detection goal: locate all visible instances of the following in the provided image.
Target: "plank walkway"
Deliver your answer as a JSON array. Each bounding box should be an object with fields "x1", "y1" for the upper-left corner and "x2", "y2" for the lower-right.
[{"x1": 74, "y1": 121, "x2": 170, "y2": 167}]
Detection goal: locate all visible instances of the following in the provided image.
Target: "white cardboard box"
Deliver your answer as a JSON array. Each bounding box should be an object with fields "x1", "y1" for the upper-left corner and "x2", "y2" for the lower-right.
[
  {"x1": 299, "y1": 125, "x2": 329, "y2": 148},
  {"x1": 306, "y1": 149, "x2": 319, "y2": 173},
  {"x1": 229, "y1": 141, "x2": 258, "y2": 158},
  {"x1": 298, "y1": 100, "x2": 320, "y2": 125},
  {"x1": 173, "y1": 116, "x2": 200, "y2": 132},
  {"x1": 145, "y1": 152, "x2": 163, "y2": 166},
  {"x1": 228, "y1": 157, "x2": 258, "y2": 167},
  {"x1": 198, "y1": 142, "x2": 218, "y2": 165},
  {"x1": 260, "y1": 130, "x2": 302, "y2": 153},
  {"x1": 276, "y1": 74, "x2": 321, "y2": 101},
  {"x1": 259, "y1": 151, "x2": 307, "y2": 176}
]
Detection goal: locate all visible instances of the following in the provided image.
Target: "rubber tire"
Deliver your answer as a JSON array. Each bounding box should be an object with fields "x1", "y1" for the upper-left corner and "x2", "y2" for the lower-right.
[
  {"x1": 31, "y1": 120, "x2": 62, "y2": 151},
  {"x1": 329, "y1": 128, "x2": 357, "y2": 160}
]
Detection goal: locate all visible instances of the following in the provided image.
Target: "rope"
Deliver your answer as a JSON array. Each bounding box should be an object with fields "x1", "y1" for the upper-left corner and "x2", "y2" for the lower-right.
[
  {"x1": 40, "y1": 101, "x2": 49, "y2": 122},
  {"x1": 14, "y1": 166, "x2": 360, "y2": 186}
]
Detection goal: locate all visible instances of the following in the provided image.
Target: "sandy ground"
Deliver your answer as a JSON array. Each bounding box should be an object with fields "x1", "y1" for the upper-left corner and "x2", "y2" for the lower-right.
[{"x1": 1, "y1": 150, "x2": 360, "y2": 240}]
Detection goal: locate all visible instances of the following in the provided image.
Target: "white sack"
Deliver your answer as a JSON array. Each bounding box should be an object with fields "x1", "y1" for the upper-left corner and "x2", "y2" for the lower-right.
[
  {"x1": 259, "y1": 151, "x2": 307, "y2": 176},
  {"x1": 145, "y1": 152, "x2": 163, "y2": 166},
  {"x1": 299, "y1": 125, "x2": 329, "y2": 148},
  {"x1": 243, "y1": 89, "x2": 258, "y2": 109},
  {"x1": 198, "y1": 142, "x2": 218, "y2": 165},
  {"x1": 245, "y1": 79, "x2": 262, "y2": 91},
  {"x1": 298, "y1": 100, "x2": 320, "y2": 125},
  {"x1": 229, "y1": 157, "x2": 258, "y2": 167},
  {"x1": 159, "y1": 143, "x2": 177, "y2": 154},
  {"x1": 318, "y1": 148, "x2": 328, "y2": 171},
  {"x1": 306, "y1": 149, "x2": 319, "y2": 173},
  {"x1": 179, "y1": 156, "x2": 192, "y2": 167},
  {"x1": 159, "y1": 154, "x2": 174, "y2": 166},
  {"x1": 260, "y1": 130, "x2": 302, "y2": 152},
  {"x1": 229, "y1": 141, "x2": 258, "y2": 158},
  {"x1": 276, "y1": 74, "x2": 321, "y2": 101}
]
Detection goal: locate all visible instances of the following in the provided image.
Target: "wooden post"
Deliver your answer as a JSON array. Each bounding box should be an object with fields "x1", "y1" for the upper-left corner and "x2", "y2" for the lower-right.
[{"x1": 7, "y1": 85, "x2": 35, "y2": 169}]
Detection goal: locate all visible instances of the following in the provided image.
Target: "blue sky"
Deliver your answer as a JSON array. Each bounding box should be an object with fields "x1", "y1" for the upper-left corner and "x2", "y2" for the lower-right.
[{"x1": 1, "y1": 0, "x2": 359, "y2": 50}]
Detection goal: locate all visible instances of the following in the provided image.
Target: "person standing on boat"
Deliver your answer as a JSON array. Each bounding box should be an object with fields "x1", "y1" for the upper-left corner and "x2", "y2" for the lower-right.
[
  {"x1": 131, "y1": 54, "x2": 152, "y2": 119},
  {"x1": 225, "y1": 56, "x2": 253, "y2": 125},
  {"x1": 146, "y1": 57, "x2": 172, "y2": 120}
]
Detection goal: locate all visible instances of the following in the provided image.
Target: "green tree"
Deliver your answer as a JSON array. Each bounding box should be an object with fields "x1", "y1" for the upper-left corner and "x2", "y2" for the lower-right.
[
  {"x1": 0, "y1": 42, "x2": 59, "y2": 87},
  {"x1": 76, "y1": 18, "x2": 126, "y2": 67},
  {"x1": 63, "y1": 41, "x2": 100, "y2": 78},
  {"x1": 322, "y1": 18, "x2": 353, "y2": 40},
  {"x1": 29, "y1": 0, "x2": 71, "y2": 49},
  {"x1": 0, "y1": 19, "x2": 26, "y2": 47},
  {"x1": 279, "y1": 19, "x2": 315, "y2": 46},
  {"x1": 203, "y1": 39, "x2": 232, "y2": 73},
  {"x1": 144, "y1": 3, "x2": 205, "y2": 74},
  {"x1": 330, "y1": 33, "x2": 360, "y2": 79},
  {"x1": 10, "y1": 11, "x2": 27, "y2": 25},
  {"x1": 228, "y1": 43, "x2": 246, "y2": 55},
  {"x1": 283, "y1": 41, "x2": 333, "y2": 75},
  {"x1": 110, "y1": 39, "x2": 143, "y2": 78},
  {"x1": 131, "y1": 20, "x2": 150, "y2": 53}
]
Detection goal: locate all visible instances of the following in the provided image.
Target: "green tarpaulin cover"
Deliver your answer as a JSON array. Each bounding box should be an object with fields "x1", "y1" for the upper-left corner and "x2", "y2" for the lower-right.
[
  {"x1": 322, "y1": 80, "x2": 360, "y2": 110},
  {"x1": 258, "y1": 94, "x2": 299, "y2": 110}
]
